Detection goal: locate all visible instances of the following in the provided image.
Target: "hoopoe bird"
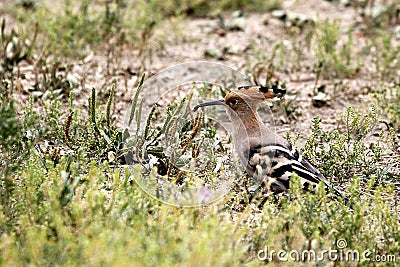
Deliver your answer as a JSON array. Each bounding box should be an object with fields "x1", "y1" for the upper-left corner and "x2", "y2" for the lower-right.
[{"x1": 193, "y1": 85, "x2": 344, "y2": 199}]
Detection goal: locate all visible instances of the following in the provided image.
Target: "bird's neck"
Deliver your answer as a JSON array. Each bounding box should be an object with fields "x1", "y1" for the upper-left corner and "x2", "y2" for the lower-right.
[
  {"x1": 243, "y1": 113, "x2": 266, "y2": 138},
  {"x1": 232, "y1": 109, "x2": 267, "y2": 142}
]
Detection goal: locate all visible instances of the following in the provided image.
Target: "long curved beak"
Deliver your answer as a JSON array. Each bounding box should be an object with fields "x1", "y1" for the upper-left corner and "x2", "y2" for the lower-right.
[{"x1": 193, "y1": 99, "x2": 225, "y2": 112}]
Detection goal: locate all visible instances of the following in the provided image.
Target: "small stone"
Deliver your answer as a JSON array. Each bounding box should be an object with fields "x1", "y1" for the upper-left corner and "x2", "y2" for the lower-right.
[
  {"x1": 394, "y1": 25, "x2": 400, "y2": 40},
  {"x1": 6, "y1": 41, "x2": 15, "y2": 60},
  {"x1": 218, "y1": 10, "x2": 246, "y2": 31},
  {"x1": 312, "y1": 91, "x2": 331, "y2": 107},
  {"x1": 204, "y1": 48, "x2": 226, "y2": 60},
  {"x1": 340, "y1": 0, "x2": 351, "y2": 7},
  {"x1": 31, "y1": 91, "x2": 43, "y2": 98},
  {"x1": 83, "y1": 53, "x2": 94, "y2": 64},
  {"x1": 108, "y1": 151, "x2": 116, "y2": 162},
  {"x1": 66, "y1": 73, "x2": 79, "y2": 86},
  {"x1": 363, "y1": 4, "x2": 387, "y2": 18},
  {"x1": 227, "y1": 16, "x2": 246, "y2": 31},
  {"x1": 272, "y1": 10, "x2": 287, "y2": 21}
]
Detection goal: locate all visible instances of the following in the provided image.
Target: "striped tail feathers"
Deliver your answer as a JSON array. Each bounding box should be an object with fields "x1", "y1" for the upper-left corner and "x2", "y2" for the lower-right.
[{"x1": 245, "y1": 141, "x2": 346, "y2": 201}]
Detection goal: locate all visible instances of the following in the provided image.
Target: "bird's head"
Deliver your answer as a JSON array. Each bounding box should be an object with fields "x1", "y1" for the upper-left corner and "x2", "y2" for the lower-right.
[
  {"x1": 194, "y1": 85, "x2": 286, "y2": 160},
  {"x1": 193, "y1": 85, "x2": 286, "y2": 116}
]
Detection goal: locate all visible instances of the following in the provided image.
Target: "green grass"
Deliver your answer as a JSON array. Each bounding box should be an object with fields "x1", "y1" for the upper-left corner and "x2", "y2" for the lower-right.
[{"x1": 0, "y1": 148, "x2": 398, "y2": 265}]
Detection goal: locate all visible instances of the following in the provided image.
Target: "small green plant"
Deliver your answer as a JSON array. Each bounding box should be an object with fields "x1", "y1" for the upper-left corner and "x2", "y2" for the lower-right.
[
  {"x1": 0, "y1": 99, "x2": 30, "y2": 176},
  {"x1": 368, "y1": 31, "x2": 400, "y2": 80},
  {"x1": 355, "y1": 0, "x2": 399, "y2": 33},
  {"x1": 0, "y1": 18, "x2": 37, "y2": 99},
  {"x1": 313, "y1": 20, "x2": 360, "y2": 79},
  {"x1": 0, "y1": 18, "x2": 37, "y2": 74},
  {"x1": 372, "y1": 83, "x2": 400, "y2": 132},
  {"x1": 279, "y1": 91, "x2": 301, "y2": 121},
  {"x1": 30, "y1": 60, "x2": 74, "y2": 99},
  {"x1": 303, "y1": 105, "x2": 398, "y2": 188}
]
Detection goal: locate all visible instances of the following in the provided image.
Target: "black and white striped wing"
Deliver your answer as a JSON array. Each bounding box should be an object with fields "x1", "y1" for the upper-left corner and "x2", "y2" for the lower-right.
[{"x1": 246, "y1": 143, "x2": 340, "y2": 195}]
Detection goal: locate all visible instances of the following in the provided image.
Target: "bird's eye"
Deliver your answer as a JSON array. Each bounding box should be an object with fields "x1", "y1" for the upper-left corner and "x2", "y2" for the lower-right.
[{"x1": 229, "y1": 99, "x2": 238, "y2": 106}]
